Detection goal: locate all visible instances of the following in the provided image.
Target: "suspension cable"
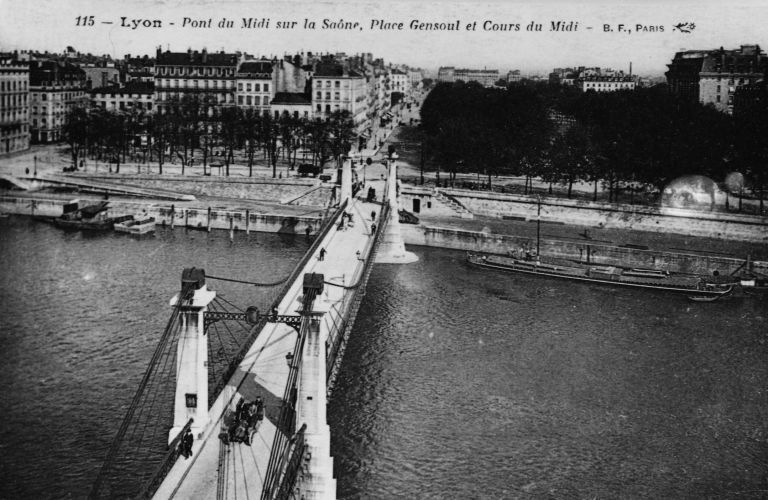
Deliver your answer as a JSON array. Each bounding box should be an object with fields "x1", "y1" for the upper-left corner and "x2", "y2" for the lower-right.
[
  {"x1": 207, "y1": 274, "x2": 291, "y2": 287},
  {"x1": 89, "y1": 282, "x2": 192, "y2": 499}
]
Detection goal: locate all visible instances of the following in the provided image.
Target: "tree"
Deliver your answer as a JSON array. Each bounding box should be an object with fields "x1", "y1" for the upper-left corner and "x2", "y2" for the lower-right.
[
  {"x1": 325, "y1": 110, "x2": 355, "y2": 167},
  {"x1": 62, "y1": 106, "x2": 89, "y2": 169},
  {"x1": 218, "y1": 107, "x2": 242, "y2": 176},
  {"x1": 260, "y1": 113, "x2": 281, "y2": 178},
  {"x1": 241, "y1": 108, "x2": 262, "y2": 177},
  {"x1": 148, "y1": 112, "x2": 171, "y2": 174},
  {"x1": 549, "y1": 124, "x2": 594, "y2": 198}
]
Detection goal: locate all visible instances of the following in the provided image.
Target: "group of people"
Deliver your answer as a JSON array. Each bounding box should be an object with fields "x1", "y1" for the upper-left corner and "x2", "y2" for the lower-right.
[
  {"x1": 220, "y1": 396, "x2": 264, "y2": 446},
  {"x1": 338, "y1": 211, "x2": 354, "y2": 231}
]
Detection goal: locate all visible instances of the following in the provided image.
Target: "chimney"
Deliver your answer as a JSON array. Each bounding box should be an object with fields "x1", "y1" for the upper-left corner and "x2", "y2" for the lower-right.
[
  {"x1": 629, "y1": 61, "x2": 632, "y2": 76},
  {"x1": 202, "y1": 48, "x2": 207, "y2": 63}
]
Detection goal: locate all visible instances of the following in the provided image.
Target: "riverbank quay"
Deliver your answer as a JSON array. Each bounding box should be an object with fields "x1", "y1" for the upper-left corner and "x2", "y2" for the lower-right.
[
  {"x1": 400, "y1": 187, "x2": 768, "y2": 244},
  {"x1": 0, "y1": 191, "x2": 330, "y2": 235},
  {"x1": 401, "y1": 215, "x2": 768, "y2": 277}
]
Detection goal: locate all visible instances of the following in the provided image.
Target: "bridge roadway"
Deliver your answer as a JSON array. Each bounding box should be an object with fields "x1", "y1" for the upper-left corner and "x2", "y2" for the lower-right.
[{"x1": 153, "y1": 178, "x2": 386, "y2": 499}]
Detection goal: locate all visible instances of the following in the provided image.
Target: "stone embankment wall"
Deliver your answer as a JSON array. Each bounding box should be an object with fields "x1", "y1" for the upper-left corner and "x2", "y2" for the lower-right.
[
  {"x1": 401, "y1": 224, "x2": 768, "y2": 277},
  {"x1": 69, "y1": 174, "x2": 324, "y2": 203},
  {"x1": 0, "y1": 196, "x2": 326, "y2": 234},
  {"x1": 401, "y1": 187, "x2": 767, "y2": 243}
]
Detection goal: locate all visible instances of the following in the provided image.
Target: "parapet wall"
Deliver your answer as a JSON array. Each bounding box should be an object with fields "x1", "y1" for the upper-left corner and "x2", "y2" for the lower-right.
[
  {"x1": 0, "y1": 196, "x2": 325, "y2": 235},
  {"x1": 401, "y1": 224, "x2": 768, "y2": 276},
  {"x1": 447, "y1": 189, "x2": 768, "y2": 243},
  {"x1": 68, "y1": 174, "x2": 325, "y2": 204}
]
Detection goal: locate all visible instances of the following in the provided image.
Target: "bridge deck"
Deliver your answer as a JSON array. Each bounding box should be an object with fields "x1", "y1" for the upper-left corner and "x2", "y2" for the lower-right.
[{"x1": 153, "y1": 187, "x2": 384, "y2": 499}]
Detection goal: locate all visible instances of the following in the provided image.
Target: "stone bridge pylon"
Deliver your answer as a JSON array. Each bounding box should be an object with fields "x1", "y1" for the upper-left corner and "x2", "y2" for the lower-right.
[{"x1": 374, "y1": 152, "x2": 418, "y2": 264}]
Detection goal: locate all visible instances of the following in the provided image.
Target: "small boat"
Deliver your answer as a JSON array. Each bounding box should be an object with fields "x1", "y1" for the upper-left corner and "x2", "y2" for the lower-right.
[
  {"x1": 467, "y1": 252, "x2": 736, "y2": 297},
  {"x1": 51, "y1": 201, "x2": 132, "y2": 231},
  {"x1": 687, "y1": 286, "x2": 733, "y2": 302},
  {"x1": 114, "y1": 217, "x2": 156, "y2": 234}
]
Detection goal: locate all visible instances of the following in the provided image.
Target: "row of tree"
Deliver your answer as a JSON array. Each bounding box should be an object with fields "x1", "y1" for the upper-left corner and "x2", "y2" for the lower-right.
[
  {"x1": 420, "y1": 81, "x2": 768, "y2": 209},
  {"x1": 63, "y1": 95, "x2": 356, "y2": 177}
]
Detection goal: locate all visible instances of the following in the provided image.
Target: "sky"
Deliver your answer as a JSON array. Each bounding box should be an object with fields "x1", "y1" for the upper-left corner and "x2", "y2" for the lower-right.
[{"x1": 1, "y1": 0, "x2": 766, "y2": 76}]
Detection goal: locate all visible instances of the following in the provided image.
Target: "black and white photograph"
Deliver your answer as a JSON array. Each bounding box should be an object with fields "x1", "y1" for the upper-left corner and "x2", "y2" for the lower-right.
[{"x1": 1, "y1": 0, "x2": 767, "y2": 498}]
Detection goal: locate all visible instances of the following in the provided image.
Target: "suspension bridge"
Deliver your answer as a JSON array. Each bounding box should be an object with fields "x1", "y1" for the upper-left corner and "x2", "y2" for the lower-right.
[{"x1": 88, "y1": 154, "x2": 416, "y2": 500}]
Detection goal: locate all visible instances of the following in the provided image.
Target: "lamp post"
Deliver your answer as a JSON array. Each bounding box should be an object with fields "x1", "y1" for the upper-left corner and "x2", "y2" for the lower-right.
[
  {"x1": 536, "y1": 195, "x2": 541, "y2": 258},
  {"x1": 33, "y1": 156, "x2": 37, "y2": 177}
]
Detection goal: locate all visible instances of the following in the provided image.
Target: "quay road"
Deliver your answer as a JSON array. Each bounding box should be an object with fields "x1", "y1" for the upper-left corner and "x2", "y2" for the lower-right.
[{"x1": 152, "y1": 174, "x2": 388, "y2": 499}]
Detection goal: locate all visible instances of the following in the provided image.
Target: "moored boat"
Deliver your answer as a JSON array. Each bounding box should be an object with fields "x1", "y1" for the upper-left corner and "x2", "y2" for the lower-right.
[
  {"x1": 50, "y1": 200, "x2": 132, "y2": 231},
  {"x1": 467, "y1": 252, "x2": 735, "y2": 297},
  {"x1": 114, "y1": 217, "x2": 156, "y2": 234}
]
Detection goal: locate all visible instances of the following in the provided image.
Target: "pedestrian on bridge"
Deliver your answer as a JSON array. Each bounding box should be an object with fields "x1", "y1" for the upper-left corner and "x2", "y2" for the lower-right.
[
  {"x1": 180, "y1": 428, "x2": 194, "y2": 458},
  {"x1": 319, "y1": 247, "x2": 326, "y2": 261}
]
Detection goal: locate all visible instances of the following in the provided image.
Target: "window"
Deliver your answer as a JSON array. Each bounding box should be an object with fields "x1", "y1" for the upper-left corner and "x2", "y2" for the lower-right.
[
  {"x1": 254, "y1": 96, "x2": 261, "y2": 105},
  {"x1": 316, "y1": 104, "x2": 321, "y2": 112},
  {"x1": 335, "y1": 92, "x2": 340, "y2": 100},
  {"x1": 264, "y1": 84, "x2": 269, "y2": 92},
  {"x1": 325, "y1": 104, "x2": 330, "y2": 113},
  {"x1": 326, "y1": 81, "x2": 331, "y2": 88},
  {"x1": 246, "y1": 83, "x2": 252, "y2": 92},
  {"x1": 716, "y1": 85, "x2": 721, "y2": 93},
  {"x1": 335, "y1": 81, "x2": 340, "y2": 88},
  {"x1": 716, "y1": 95, "x2": 721, "y2": 103},
  {"x1": 326, "y1": 92, "x2": 331, "y2": 99},
  {"x1": 238, "y1": 95, "x2": 244, "y2": 105},
  {"x1": 254, "y1": 83, "x2": 260, "y2": 92},
  {"x1": 316, "y1": 91, "x2": 322, "y2": 99},
  {"x1": 238, "y1": 83, "x2": 243, "y2": 91}
]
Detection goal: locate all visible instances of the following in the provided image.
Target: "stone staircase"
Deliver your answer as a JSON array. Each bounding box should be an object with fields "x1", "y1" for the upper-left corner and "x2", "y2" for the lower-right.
[{"x1": 434, "y1": 190, "x2": 474, "y2": 219}]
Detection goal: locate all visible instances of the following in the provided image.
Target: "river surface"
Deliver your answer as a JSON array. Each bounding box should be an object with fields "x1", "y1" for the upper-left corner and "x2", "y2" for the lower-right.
[
  {"x1": 328, "y1": 247, "x2": 768, "y2": 499},
  {"x1": 0, "y1": 217, "x2": 309, "y2": 499},
  {"x1": 1, "y1": 217, "x2": 767, "y2": 499}
]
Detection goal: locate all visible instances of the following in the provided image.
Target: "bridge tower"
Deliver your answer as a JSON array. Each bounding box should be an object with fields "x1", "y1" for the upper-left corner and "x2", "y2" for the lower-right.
[
  {"x1": 168, "y1": 268, "x2": 215, "y2": 443},
  {"x1": 376, "y1": 152, "x2": 418, "y2": 264},
  {"x1": 295, "y1": 274, "x2": 336, "y2": 499}
]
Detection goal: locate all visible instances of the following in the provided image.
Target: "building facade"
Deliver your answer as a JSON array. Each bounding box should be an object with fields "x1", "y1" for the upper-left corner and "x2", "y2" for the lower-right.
[
  {"x1": 90, "y1": 81, "x2": 154, "y2": 112},
  {"x1": 154, "y1": 48, "x2": 240, "y2": 113},
  {"x1": 578, "y1": 75, "x2": 636, "y2": 92},
  {"x1": 270, "y1": 92, "x2": 312, "y2": 119},
  {"x1": 389, "y1": 69, "x2": 409, "y2": 94},
  {"x1": 454, "y1": 68, "x2": 499, "y2": 87},
  {"x1": 312, "y1": 64, "x2": 367, "y2": 124},
  {"x1": 666, "y1": 44, "x2": 767, "y2": 113},
  {"x1": 236, "y1": 61, "x2": 273, "y2": 114},
  {"x1": 0, "y1": 55, "x2": 30, "y2": 155},
  {"x1": 29, "y1": 60, "x2": 87, "y2": 143}
]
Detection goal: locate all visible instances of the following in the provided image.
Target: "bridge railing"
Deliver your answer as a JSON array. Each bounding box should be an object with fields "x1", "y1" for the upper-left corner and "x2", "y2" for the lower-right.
[
  {"x1": 325, "y1": 202, "x2": 391, "y2": 386},
  {"x1": 135, "y1": 418, "x2": 194, "y2": 500}
]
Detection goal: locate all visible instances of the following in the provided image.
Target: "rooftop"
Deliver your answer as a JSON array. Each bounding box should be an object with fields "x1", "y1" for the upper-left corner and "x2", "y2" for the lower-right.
[
  {"x1": 237, "y1": 61, "x2": 273, "y2": 76},
  {"x1": 271, "y1": 92, "x2": 311, "y2": 105},
  {"x1": 156, "y1": 49, "x2": 239, "y2": 67}
]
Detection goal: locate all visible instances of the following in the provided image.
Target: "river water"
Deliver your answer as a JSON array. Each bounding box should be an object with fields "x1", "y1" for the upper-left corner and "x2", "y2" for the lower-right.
[
  {"x1": 0, "y1": 217, "x2": 309, "y2": 499},
  {"x1": 1, "y1": 218, "x2": 767, "y2": 499},
  {"x1": 328, "y1": 247, "x2": 768, "y2": 499}
]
